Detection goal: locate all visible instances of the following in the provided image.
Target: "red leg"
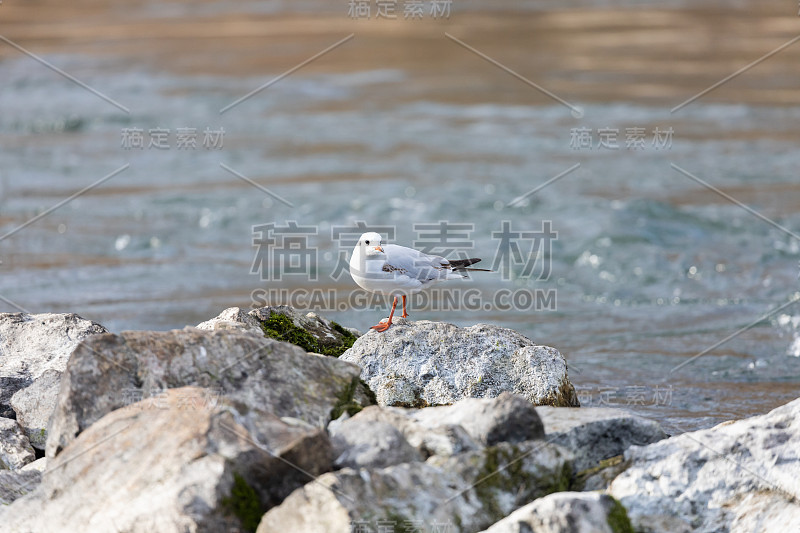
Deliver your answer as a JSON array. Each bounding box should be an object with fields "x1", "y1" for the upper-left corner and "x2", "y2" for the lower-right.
[
  {"x1": 371, "y1": 296, "x2": 397, "y2": 332},
  {"x1": 401, "y1": 295, "x2": 409, "y2": 318}
]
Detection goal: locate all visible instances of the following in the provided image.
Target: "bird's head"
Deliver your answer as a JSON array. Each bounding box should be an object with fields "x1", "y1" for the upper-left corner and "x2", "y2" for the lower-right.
[{"x1": 356, "y1": 232, "x2": 385, "y2": 257}]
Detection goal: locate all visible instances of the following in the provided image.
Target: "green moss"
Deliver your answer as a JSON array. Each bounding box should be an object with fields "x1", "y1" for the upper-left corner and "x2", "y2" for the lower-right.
[
  {"x1": 330, "y1": 321, "x2": 358, "y2": 354},
  {"x1": 473, "y1": 445, "x2": 527, "y2": 521},
  {"x1": 473, "y1": 445, "x2": 572, "y2": 523},
  {"x1": 452, "y1": 512, "x2": 463, "y2": 531},
  {"x1": 384, "y1": 510, "x2": 411, "y2": 533},
  {"x1": 221, "y1": 472, "x2": 263, "y2": 533},
  {"x1": 545, "y1": 461, "x2": 572, "y2": 494},
  {"x1": 574, "y1": 455, "x2": 624, "y2": 491},
  {"x1": 258, "y1": 313, "x2": 355, "y2": 357},
  {"x1": 606, "y1": 496, "x2": 634, "y2": 533},
  {"x1": 331, "y1": 376, "x2": 376, "y2": 419},
  {"x1": 359, "y1": 378, "x2": 378, "y2": 405}
]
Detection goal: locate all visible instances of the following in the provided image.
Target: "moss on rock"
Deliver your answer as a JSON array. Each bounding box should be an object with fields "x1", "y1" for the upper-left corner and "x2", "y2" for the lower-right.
[
  {"x1": 331, "y1": 376, "x2": 377, "y2": 419},
  {"x1": 574, "y1": 455, "x2": 626, "y2": 491},
  {"x1": 258, "y1": 313, "x2": 356, "y2": 357},
  {"x1": 222, "y1": 472, "x2": 263, "y2": 533},
  {"x1": 606, "y1": 495, "x2": 634, "y2": 533},
  {"x1": 473, "y1": 444, "x2": 572, "y2": 523}
]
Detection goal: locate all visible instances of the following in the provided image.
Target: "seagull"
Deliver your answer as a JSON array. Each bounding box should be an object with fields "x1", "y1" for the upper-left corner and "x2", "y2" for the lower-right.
[{"x1": 349, "y1": 231, "x2": 490, "y2": 332}]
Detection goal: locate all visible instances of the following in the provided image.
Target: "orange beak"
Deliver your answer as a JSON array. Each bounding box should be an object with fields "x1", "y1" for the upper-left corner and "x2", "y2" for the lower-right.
[{"x1": 374, "y1": 246, "x2": 384, "y2": 253}]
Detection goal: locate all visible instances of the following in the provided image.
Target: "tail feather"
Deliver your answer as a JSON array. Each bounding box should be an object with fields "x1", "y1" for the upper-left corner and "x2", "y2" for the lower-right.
[{"x1": 449, "y1": 258, "x2": 492, "y2": 272}]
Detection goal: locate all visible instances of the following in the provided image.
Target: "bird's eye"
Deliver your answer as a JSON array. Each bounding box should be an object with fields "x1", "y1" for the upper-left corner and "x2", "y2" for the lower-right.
[{"x1": 365, "y1": 240, "x2": 370, "y2": 245}]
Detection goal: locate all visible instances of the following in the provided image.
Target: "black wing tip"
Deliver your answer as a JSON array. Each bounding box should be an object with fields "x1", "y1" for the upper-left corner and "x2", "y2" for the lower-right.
[{"x1": 449, "y1": 257, "x2": 482, "y2": 269}]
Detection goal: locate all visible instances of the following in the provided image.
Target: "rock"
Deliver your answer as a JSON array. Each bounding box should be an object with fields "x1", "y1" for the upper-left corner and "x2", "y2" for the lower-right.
[
  {"x1": 575, "y1": 455, "x2": 628, "y2": 492},
  {"x1": 0, "y1": 469, "x2": 40, "y2": 506},
  {"x1": 331, "y1": 405, "x2": 480, "y2": 460},
  {"x1": 46, "y1": 327, "x2": 373, "y2": 458},
  {"x1": 0, "y1": 417, "x2": 36, "y2": 470},
  {"x1": 1, "y1": 387, "x2": 332, "y2": 532},
  {"x1": 0, "y1": 313, "x2": 106, "y2": 418},
  {"x1": 10, "y1": 369, "x2": 61, "y2": 450},
  {"x1": 479, "y1": 492, "x2": 634, "y2": 533},
  {"x1": 411, "y1": 392, "x2": 545, "y2": 446},
  {"x1": 329, "y1": 394, "x2": 543, "y2": 467},
  {"x1": 609, "y1": 397, "x2": 800, "y2": 533},
  {"x1": 536, "y1": 406, "x2": 666, "y2": 473},
  {"x1": 20, "y1": 457, "x2": 46, "y2": 473},
  {"x1": 197, "y1": 306, "x2": 361, "y2": 357},
  {"x1": 258, "y1": 440, "x2": 574, "y2": 533},
  {"x1": 427, "y1": 442, "x2": 574, "y2": 525},
  {"x1": 195, "y1": 306, "x2": 264, "y2": 336},
  {"x1": 340, "y1": 320, "x2": 578, "y2": 408},
  {"x1": 330, "y1": 416, "x2": 422, "y2": 469},
  {"x1": 250, "y1": 305, "x2": 360, "y2": 357}
]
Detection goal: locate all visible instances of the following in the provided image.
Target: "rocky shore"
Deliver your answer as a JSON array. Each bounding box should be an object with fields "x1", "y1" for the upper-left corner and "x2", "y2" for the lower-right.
[{"x1": 0, "y1": 307, "x2": 797, "y2": 532}]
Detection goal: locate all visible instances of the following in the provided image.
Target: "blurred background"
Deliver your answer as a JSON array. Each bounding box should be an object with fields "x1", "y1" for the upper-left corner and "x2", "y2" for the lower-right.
[{"x1": 1, "y1": 0, "x2": 799, "y2": 432}]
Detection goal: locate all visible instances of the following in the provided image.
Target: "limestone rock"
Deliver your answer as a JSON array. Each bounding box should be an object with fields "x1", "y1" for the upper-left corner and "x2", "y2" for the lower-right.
[
  {"x1": 20, "y1": 457, "x2": 46, "y2": 473},
  {"x1": 0, "y1": 417, "x2": 35, "y2": 470},
  {"x1": 45, "y1": 328, "x2": 371, "y2": 458},
  {"x1": 0, "y1": 313, "x2": 106, "y2": 418},
  {"x1": 195, "y1": 306, "x2": 264, "y2": 336},
  {"x1": 609, "y1": 398, "x2": 800, "y2": 533},
  {"x1": 340, "y1": 320, "x2": 578, "y2": 408},
  {"x1": 1, "y1": 387, "x2": 332, "y2": 532},
  {"x1": 258, "y1": 440, "x2": 573, "y2": 533},
  {"x1": 536, "y1": 406, "x2": 666, "y2": 473},
  {"x1": 331, "y1": 405, "x2": 479, "y2": 460},
  {"x1": 479, "y1": 492, "x2": 633, "y2": 533},
  {"x1": 10, "y1": 369, "x2": 61, "y2": 451},
  {"x1": 330, "y1": 416, "x2": 422, "y2": 469},
  {"x1": 0, "y1": 469, "x2": 40, "y2": 506},
  {"x1": 411, "y1": 392, "x2": 545, "y2": 446}
]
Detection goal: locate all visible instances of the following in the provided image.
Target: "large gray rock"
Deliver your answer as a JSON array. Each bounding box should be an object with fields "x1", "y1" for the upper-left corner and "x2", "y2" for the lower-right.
[
  {"x1": 0, "y1": 313, "x2": 106, "y2": 418},
  {"x1": 258, "y1": 440, "x2": 573, "y2": 533},
  {"x1": 479, "y1": 492, "x2": 633, "y2": 533},
  {"x1": 195, "y1": 306, "x2": 265, "y2": 336},
  {"x1": 0, "y1": 469, "x2": 40, "y2": 506},
  {"x1": 340, "y1": 320, "x2": 579, "y2": 408},
  {"x1": 1, "y1": 387, "x2": 332, "y2": 532},
  {"x1": 536, "y1": 406, "x2": 666, "y2": 473},
  {"x1": 330, "y1": 405, "x2": 480, "y2": 461},
  {"x1": 329, "y1": 393, "x2": 543, "y2": 468},
  {"x1": 45, "y1": 327, "x2": 372, "y2": 458},
  {"x1": 10, "y1": 369, "x2": 61, "y2": 451},
  {"x1": 609, "y1": 397, "x2": 800, "y2": 533},
  {"x1": 250, "y1": 306, "x2": 361, "y2": 357},
  {"x1": 412, "y1": 392, "x2": 544, "y2": 446},
  {"x1": 330, "y1": 416, "x2": 423, "y2": 470},
  {"x1": 0, "y1": 417, "x2": 35, "y2": 470},
  {"x1": 198, "y1": 306, "x2": 360, "y2": 358}
]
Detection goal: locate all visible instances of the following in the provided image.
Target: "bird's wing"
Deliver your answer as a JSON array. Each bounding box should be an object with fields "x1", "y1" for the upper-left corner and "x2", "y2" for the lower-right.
[{"x1": 383, "y1": 244, "x2": 450, "y2": 281}]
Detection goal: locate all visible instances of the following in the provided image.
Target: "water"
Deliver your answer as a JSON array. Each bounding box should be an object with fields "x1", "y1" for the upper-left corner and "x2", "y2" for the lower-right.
[{"x1": 2, "y1": 0, "x2": 799, "y2": 433}]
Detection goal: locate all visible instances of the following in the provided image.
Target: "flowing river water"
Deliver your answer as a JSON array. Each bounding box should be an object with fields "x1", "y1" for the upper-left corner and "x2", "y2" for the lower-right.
[{"x1": 1, "y1": 0, "x2": 799, "y2": 432}]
